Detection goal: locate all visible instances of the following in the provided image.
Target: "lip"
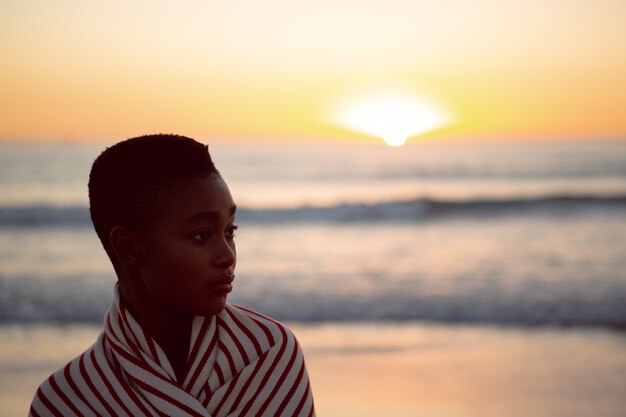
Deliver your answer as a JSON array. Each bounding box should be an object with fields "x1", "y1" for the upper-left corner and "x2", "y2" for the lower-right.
[{"x1": 208, "y1": 274, "x2": 234, "y2": 293}]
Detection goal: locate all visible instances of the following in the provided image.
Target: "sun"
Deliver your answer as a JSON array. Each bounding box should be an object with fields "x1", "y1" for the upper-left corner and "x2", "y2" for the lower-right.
[{"x1": 333, "y1": 93, "x2": 449, "y2": 146}]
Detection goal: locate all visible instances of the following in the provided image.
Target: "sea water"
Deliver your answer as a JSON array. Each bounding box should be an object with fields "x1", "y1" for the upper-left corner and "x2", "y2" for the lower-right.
[{"x1": 1, "y1": 140, "x2": 626, "y2": 328}]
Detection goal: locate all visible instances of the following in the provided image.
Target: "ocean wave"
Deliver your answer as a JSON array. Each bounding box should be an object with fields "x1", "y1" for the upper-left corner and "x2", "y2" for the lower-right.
[
  {"x1": 2, "y1": 194, "x2": 626, "y2": 227},
  {"x1": 1, "y1": 275, "x2": 624, "y2": 329}
]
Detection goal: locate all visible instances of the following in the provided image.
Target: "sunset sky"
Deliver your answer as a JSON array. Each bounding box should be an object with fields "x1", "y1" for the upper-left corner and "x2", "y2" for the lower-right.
[{"x1": 1, "y1": 0, "x2": 625, "y2": 144}]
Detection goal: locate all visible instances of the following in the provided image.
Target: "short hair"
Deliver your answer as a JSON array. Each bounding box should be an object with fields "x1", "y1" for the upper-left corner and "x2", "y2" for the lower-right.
[{"x1": 88, "y1": 134, "x2": 220, "y2": 268}]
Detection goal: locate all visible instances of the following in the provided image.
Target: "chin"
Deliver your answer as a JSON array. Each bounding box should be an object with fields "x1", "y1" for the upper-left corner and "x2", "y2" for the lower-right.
[{"x1": 197, "y1": 296, "x2": 228, "y2": 317}]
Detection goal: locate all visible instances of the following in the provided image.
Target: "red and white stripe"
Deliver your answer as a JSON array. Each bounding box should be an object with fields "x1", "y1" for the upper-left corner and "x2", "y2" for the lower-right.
[{"x1": 30, "y1": 289, "x2": 315, "y2": 417}]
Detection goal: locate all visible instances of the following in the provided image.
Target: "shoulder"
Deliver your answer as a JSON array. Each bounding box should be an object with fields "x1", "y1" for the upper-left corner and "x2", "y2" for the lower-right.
[
  {"x1": 29, "y1": 334, "x2": 123, "y2": 417},
  {"x1": 215, "y1": 306, "x2": 316, "y2": 416},
  {"x1": 29, "y1": 343, "x2": 96, "y2": 417},
  {"x1": 221, "y1": 304, "x2": 299, "y2": 352}
]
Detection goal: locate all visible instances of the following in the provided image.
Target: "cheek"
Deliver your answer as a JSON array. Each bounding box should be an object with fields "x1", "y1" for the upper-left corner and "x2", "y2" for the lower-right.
[{"x1": 146, "y1": 242, "x2": 196, "y2": 278}]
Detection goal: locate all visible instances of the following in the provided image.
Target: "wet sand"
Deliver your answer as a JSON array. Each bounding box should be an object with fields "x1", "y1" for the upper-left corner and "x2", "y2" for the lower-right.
[{"x1": 1, "y1": 323, "x2": 625, "y2": 417}]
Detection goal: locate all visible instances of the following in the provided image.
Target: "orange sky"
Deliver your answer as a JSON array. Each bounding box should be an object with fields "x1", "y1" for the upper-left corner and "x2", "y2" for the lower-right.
[{"x1": 1, "y1": 0, "x2": 625, "y2": 143}]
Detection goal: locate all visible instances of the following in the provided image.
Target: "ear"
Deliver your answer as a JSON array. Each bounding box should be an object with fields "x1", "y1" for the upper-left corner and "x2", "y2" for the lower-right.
[{"x1": 109, "y1": 226, "x2": 144, "y2": 267}]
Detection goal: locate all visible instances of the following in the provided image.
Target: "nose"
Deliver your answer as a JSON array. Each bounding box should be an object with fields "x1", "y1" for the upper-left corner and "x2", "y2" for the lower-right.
[{"x1": 214, "y1": 238, "x2": 236, "y2": 269}]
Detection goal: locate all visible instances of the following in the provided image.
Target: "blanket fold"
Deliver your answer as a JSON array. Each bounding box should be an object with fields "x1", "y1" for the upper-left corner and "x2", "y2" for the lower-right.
[{"x1": 30, "y1": 288, "x2": 315, "y2": 417}]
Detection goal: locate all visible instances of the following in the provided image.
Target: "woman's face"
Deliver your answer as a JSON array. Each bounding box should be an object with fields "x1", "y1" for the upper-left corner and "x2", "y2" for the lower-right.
[{"x1": 138, "y1": 175, "x2": 238, "y2": 317}]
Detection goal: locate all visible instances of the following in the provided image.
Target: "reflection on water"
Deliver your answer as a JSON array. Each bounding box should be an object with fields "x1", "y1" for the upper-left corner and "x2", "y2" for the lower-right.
[{"x1": 2, "y1": 323, "x2": 625, "y2": 417}]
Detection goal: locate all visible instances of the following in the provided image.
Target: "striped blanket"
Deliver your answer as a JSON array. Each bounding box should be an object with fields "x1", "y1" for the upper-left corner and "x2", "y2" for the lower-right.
[{"x1": 30, "y1": 290, "x2": 315, "y2": 417}]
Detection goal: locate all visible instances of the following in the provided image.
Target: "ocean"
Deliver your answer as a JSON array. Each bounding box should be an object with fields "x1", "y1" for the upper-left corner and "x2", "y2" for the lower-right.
[
  {"x1": 1, "y1": 139, "x2": 626, "y2": 329},
  {"x1": 2, "y1": 139, "x2": 626, "y2": 417}
]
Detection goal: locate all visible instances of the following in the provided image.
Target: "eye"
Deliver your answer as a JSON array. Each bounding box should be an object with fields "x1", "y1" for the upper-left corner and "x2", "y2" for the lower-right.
[
  {"x1": 191, "y1": 230, "x2": 211, "y2": 242},
  {"x1": 226, "y1": 224, "x2": 238, "y2": 239}
]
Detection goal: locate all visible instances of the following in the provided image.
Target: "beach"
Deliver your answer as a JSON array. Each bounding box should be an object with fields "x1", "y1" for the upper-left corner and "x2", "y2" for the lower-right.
[
  {"x1": 1, "y1": 141, "x2": 626, "y2": 416},
  {"x1": 299, "y1": 323, "x2": 626, "y2": 417},
  {"x1": 2, "y1": 322, "x2": 625, "y2": 417}
]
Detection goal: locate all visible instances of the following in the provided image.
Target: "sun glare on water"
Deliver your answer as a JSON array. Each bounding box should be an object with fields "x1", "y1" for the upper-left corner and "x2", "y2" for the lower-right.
[{"x1": 334, "y1": 94, "x2": 449, "y2": 146}]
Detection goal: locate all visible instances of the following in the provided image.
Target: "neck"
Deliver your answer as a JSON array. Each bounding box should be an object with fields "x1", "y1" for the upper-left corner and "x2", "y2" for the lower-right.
[{"x1": 117, "y1": 277, "x2": 192, "y2": 384}]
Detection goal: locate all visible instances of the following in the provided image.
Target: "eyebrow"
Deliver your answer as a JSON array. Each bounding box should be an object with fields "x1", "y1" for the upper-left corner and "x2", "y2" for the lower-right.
[{"x1": 183, "y1": 205, "x2": 237, "y2": 224}]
